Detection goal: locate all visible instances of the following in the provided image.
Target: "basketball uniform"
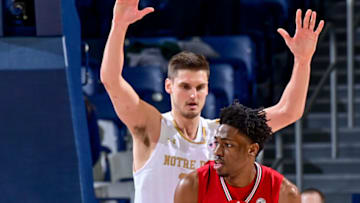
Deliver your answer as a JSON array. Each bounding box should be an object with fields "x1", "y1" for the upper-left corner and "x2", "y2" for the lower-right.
[
  {"x1": 198, "y1": 161, "x2": 283, "y2": 203},
  {"x1": 133, "y1": 112, "x2": 219, "y2": 203}
]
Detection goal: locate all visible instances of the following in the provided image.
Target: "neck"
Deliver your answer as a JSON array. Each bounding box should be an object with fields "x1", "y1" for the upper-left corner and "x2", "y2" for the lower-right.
[
  {"x1": 225, "y1": 161, "x2": 257, "y2": 187},
  {"x1": 171, "y1": 110, "x2": 200, "y2": 140}
]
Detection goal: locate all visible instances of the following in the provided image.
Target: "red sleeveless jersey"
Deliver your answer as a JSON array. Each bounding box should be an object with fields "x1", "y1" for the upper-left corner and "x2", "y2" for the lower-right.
[{"x1": 197, "y1": 161, "x2": 283, "y2": 203}]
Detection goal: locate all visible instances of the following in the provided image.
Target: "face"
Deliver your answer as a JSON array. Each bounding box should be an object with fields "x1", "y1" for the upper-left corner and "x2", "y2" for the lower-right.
[
  {"x1": 213, "y1": 124, "x2": 258, "y2": 177},
  {"x1": 165, "y1": 69, "x2": 208, "y2": 119},
  {"x1": 301, "y1": 192, "x2": 323, "y2": 203}
]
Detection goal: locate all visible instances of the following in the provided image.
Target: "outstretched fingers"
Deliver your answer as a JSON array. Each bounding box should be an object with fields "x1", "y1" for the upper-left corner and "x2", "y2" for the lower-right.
[
  {"x1": 295, "y1": 9, "x2": 302, "y2": 30},
  {"x1": 303, "y1": 9, "x2": 312, "y2": 29},
  {"x1": 139, "y1": 7, "x2": 155, "y2": 19},
  {"x1": 277, "y1": 28, "x2": 291, "y2": 45},
  {"x1": 117, "y1": 0, "x2": 138, "y2": 5},
  {"x1": 309, "y1": 11, "x2": 317, "y2": 31},
  {"x1": 315, "y1": 20, "x2": 325, "y2": 35}
]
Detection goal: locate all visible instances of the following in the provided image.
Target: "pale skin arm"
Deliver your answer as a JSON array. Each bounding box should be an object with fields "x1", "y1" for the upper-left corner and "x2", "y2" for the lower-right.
[
  {"x1": 278, "y1": 177, "x2": 301, "y2": 203},
  {"x1": 100, "y1": 0, "x2": 161, "y2": 170},
  {"x1": 174, "y1": 171, "x2": 199, "y2": 203},
  {"x1": 264, "y1": 9, "x2": 325, "y2": 132}
]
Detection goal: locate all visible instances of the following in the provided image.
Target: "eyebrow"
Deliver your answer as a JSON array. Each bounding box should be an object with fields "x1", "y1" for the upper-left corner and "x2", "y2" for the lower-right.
[
  {"x1": 178, "y1": 81, "x2": 208, "y2": 86},
  {"x1": 214, "y1": 136, "x2": 234, "y2": 142},
  {"x1": 197, "y1": 83, "x2": 207, "y2": 87}
]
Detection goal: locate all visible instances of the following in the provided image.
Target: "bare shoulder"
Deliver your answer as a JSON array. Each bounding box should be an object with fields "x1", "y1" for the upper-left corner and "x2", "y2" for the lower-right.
[
  {"x1": 130, "y1": 101, "x2": 163, "y2": 171},
  {"x1": 129, "y1": 100, "x2": 162, "y2": 152},
  {"x1": 278, "y1": 177, "x2": 301, "y2": 203},
  {"x1": 129, "y1": 100, "x2": 162, "y2": 139},
  {"x1": 174, "y1": 171, "x2": 199, "y2": 203}
]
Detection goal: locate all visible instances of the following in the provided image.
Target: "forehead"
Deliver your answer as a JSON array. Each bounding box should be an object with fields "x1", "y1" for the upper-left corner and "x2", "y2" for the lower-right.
[
  {"x1": 215, "y1": 124, "x2": 239, "y2": 139},
  {"x1": 301, "y1": 193, "x2": 322, "y2": 202},
  {"x1": 172, "y1": 69, "x2": 208, "y2": 83},
  {"x1": 215, "y1": 124, "x2": 251, "y2": 144}
]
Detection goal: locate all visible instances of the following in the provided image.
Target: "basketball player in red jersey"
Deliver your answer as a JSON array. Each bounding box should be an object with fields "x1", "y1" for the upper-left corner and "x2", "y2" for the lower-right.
[{"x1": 174, "y1": 102, "x2": 300, "y2": 203}]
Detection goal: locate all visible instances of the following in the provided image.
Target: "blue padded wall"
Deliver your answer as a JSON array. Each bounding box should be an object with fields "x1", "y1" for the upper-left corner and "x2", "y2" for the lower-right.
[
  {"x1": 353, "y1": 194, "x2": 360, "y2": 203},
  {"x1": 0, "y1": 1, "x2": 3, "y2": 36},
  {"x1": 0, "y1": 67, "x2": 82, "y2": 203},
  {"x1": 61, "y1": 0, "x2": 97, "y2": 202},
  {"x1": 0, "y1": 38, "x2": 96, "y2": 203},
  {"x1": 35, "y1": 0, "x2": 63, "y2": 36},
  {"x1": 0, "y1": 0, "x2": 97, "y2": 202}
]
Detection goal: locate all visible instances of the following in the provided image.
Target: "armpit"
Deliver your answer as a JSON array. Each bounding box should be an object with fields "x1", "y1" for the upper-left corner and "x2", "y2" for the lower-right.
[{"x1": 133, "y1": 125, "x2": 150, "y2": 147}]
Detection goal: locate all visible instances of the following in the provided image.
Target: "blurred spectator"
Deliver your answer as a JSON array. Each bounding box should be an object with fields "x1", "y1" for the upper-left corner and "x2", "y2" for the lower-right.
[{"x1": 301, "y1": 188, "x2": 325, "y2": 203}]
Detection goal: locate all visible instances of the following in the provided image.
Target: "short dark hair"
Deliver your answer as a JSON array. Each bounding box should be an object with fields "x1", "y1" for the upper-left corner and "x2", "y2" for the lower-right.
[
  {"x1": 167, "y1": 51, "x2": 210, "y2": 79},
  {"x1": 302, "y1": 188, "x2": 325, "y2": 203},
  {"x1": 219, "y1": 102, "x2": 272, "y2": 153}
]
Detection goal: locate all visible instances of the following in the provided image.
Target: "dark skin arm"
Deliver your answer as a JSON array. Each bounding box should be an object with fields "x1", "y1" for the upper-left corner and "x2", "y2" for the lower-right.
[
  {"x1": 278, "y1": 177, "x2": 301, "y2": 203},
  {"x1": 174, "y1": 171, "x2": 199, "y2": 203}
]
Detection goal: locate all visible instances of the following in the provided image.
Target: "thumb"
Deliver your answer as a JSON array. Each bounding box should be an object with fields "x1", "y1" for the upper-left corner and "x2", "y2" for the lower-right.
[
  {"x1": 139, "y1": 7, "x2": 155, "y2": 19},
  {"x1": 277, "y1": 28, "x2": 291, "y2": 44}
]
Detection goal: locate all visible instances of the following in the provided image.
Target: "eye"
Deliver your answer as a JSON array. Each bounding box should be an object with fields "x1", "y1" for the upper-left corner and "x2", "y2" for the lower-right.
[
  {"x1": 196, "y1": 84, "x2": 206, "y2": 91},
  {"x1": 209, "y1": 140, "x2": 217, "y2": 150},
  {"x1": 225, "y1": 143, "x2": 233, "y2": 148},
  {"x1": 181, "y1": 84, "x2": 191, "y2": 90}
]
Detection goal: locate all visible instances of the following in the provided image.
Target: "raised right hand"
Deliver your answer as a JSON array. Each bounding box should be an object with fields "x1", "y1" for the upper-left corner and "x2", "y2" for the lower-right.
[
  {"x1": 277, "y1": 9, "x2": 324, "y2": 63},
  {"x1": 113, "y1": 0, "x2": 154, "y2": 26}
]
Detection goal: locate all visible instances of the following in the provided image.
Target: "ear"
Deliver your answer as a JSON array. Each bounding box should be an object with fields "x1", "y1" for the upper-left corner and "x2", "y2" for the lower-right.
[
  {"x1": 165, "y1": 78, "x2": 172, "y2": 94},
  {"x1": 248, "y1": 143, "x2": 260, "y2": 157}
]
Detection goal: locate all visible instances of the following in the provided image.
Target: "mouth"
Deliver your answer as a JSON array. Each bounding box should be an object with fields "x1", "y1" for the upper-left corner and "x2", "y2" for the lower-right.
[
  {"x1": 214, "y1": 159, "x2": 224, "y2": 170},
  {"x1": 186, "y1": 102, "x2": 198, "y2": 110}
]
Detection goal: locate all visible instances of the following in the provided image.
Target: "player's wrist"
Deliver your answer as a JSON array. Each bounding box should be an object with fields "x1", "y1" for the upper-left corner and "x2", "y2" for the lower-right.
[
  {"x1": 294, "y1": 57, "x2": 311, "y2": 67},
  {"x1": 111, "y1": 20, "x2": 130, "y2": 31}
]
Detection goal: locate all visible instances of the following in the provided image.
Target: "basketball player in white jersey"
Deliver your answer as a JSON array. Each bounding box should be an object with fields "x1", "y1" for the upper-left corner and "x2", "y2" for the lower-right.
[{"x1": 100, "y1": 0, "x2": 324, "y2": 202}]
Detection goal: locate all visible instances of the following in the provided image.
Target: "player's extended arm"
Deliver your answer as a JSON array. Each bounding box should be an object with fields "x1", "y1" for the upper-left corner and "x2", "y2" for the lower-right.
[
  {"x1": 174, "y1": 171, "x2": 199, "y2": 203},
  {"x1": 100, "y1": 0, "x2": 158, "y2": 129},
  {"x1": 278, "y1": 178, "x2": 301, "y2": 203},
  {"x1": 100, "y1": 0, "x2": 161, "y2": 170},
  {"x1": 265, "y1": 9, "x2": 325, "y2": 132}
]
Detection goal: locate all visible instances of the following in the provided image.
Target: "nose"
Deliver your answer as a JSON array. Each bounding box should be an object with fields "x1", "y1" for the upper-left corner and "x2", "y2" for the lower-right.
[
  {"x1": 214, "y1": 143, "x2": 223, "y2": 157},
  {"x1": 189, "y1": 88, "x2": 197, "y2": 99}
]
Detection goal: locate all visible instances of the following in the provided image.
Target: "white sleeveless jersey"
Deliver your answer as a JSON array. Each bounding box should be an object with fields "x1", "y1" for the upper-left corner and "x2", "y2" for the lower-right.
[{"x1": 133, "y1": 112, "x2": 219, "y2": 203}]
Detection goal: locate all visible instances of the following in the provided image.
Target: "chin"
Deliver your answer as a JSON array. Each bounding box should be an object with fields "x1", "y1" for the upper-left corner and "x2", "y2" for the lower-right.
[
  {"x1": 216, "y1": 171, "x2": 229, "y2": 178},
  {"x1": 182, "y1": 111, "x2": 200, "y2": 119},
  {"x1": 215, "y1": 169, "x2": 229, "y2": 177}
]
